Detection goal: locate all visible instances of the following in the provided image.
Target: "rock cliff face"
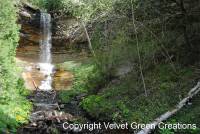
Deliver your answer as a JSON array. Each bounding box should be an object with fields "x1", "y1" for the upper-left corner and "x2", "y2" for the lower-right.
[
  {"x1": 18, "y1": 4, "x2": 88, "y2": 54},
  {"x1": 51, "y1": 13, "x2": 88, "y2": 50},
  {"x1": 17, "y1": 3, "x2": 41, "y2": 62}
]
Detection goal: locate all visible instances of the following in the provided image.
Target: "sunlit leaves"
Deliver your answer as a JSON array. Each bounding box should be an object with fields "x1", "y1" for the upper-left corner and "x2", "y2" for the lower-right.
[{"x1": 0, "y1": 0, "x2": 31, "y2": 132}]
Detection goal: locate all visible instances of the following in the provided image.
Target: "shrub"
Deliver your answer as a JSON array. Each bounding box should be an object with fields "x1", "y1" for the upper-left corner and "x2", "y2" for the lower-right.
[{"x1": 0, "y1": 0, "x2": 32, "y2": 132}]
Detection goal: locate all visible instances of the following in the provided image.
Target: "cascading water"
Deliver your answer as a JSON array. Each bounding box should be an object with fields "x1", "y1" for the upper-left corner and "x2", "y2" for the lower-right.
[{"x1": 39, "y1": 12, "x2": 54, "y2": 90}]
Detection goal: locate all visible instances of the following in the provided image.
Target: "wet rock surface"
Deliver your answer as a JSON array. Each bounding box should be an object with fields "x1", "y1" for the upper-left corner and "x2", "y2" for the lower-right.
[{"x1": 53, "y1": 70, "x2": 74, "y2": 90}]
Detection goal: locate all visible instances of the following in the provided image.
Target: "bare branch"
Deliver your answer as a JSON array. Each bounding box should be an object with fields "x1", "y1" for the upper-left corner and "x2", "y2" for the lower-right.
[
  {"x1": 131, "y1": 0, "x2": 148, "y2": 97},
  {"x1": 80, "y1": 20, "x2": 96, "y2": 57}
]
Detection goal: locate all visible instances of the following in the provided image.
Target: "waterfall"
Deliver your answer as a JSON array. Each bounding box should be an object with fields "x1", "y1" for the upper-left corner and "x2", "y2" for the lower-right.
[{"x1": 39, "y1": 12, "x2": 54, "y2": 91}]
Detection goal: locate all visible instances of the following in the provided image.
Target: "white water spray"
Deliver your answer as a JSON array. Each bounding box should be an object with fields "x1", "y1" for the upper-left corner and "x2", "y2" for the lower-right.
[{"x1": 39, "y1": 12, "x2": 54, "y2": 91}]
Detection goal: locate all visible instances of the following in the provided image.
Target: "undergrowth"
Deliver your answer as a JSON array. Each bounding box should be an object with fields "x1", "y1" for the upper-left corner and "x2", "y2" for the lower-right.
[
  {"x1": 0, "y1": 0, "x2": 32, "y2": 132},
  {"x1": 0, "y1": 79, "x2": 32, "y2": 132},
  {"x1": 80, "y1": 64, "x2": 195, "y2": 121},
  {"x1": 58, "y1": 60, "x2": 107, "y2": 103}
]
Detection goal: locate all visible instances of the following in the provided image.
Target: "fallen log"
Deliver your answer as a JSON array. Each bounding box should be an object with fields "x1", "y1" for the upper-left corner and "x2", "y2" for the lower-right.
[
  {"x1": 30, "y1": 110, "x2": 74, "y2": 122},
  {"x1": 34, "y1": 103, "x2": 60, "y2": 110},
  {"x1": 137, "y1": 82, "x2": 200, "y2": 134}
]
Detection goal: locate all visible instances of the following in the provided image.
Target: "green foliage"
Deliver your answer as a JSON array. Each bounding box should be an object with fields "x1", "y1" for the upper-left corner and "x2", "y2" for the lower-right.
[
  {"x1": 28, "y1": 0, "x2": 115, "y2": 22},
  {"x1": 93, "y1": 29, "x2": 132, "y2": 72},
  {"x1": 0, "y1": 0, "x2": 32, "y2": 132},
  {"x1": 54, "y1": 0, "x2": 199, "y2": 124},
  {"x1": 58, "y1": 61, "x2": 107, "y2": 103},
  {"x1": 25, "y1": 0, "x2": 47, "y2": 9},
  {"x1": 159, "y1": 129, "x2": 175, "y2": 134},
  {"x1": 81, "y1": 95, "x2": 114, "y2": 120},
  {"x1": 81, "y1": 64, "x2": 196, "y2": 124},
  {"x1": 0, "y1": 0, "x2": 19, "y2": 91}
]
